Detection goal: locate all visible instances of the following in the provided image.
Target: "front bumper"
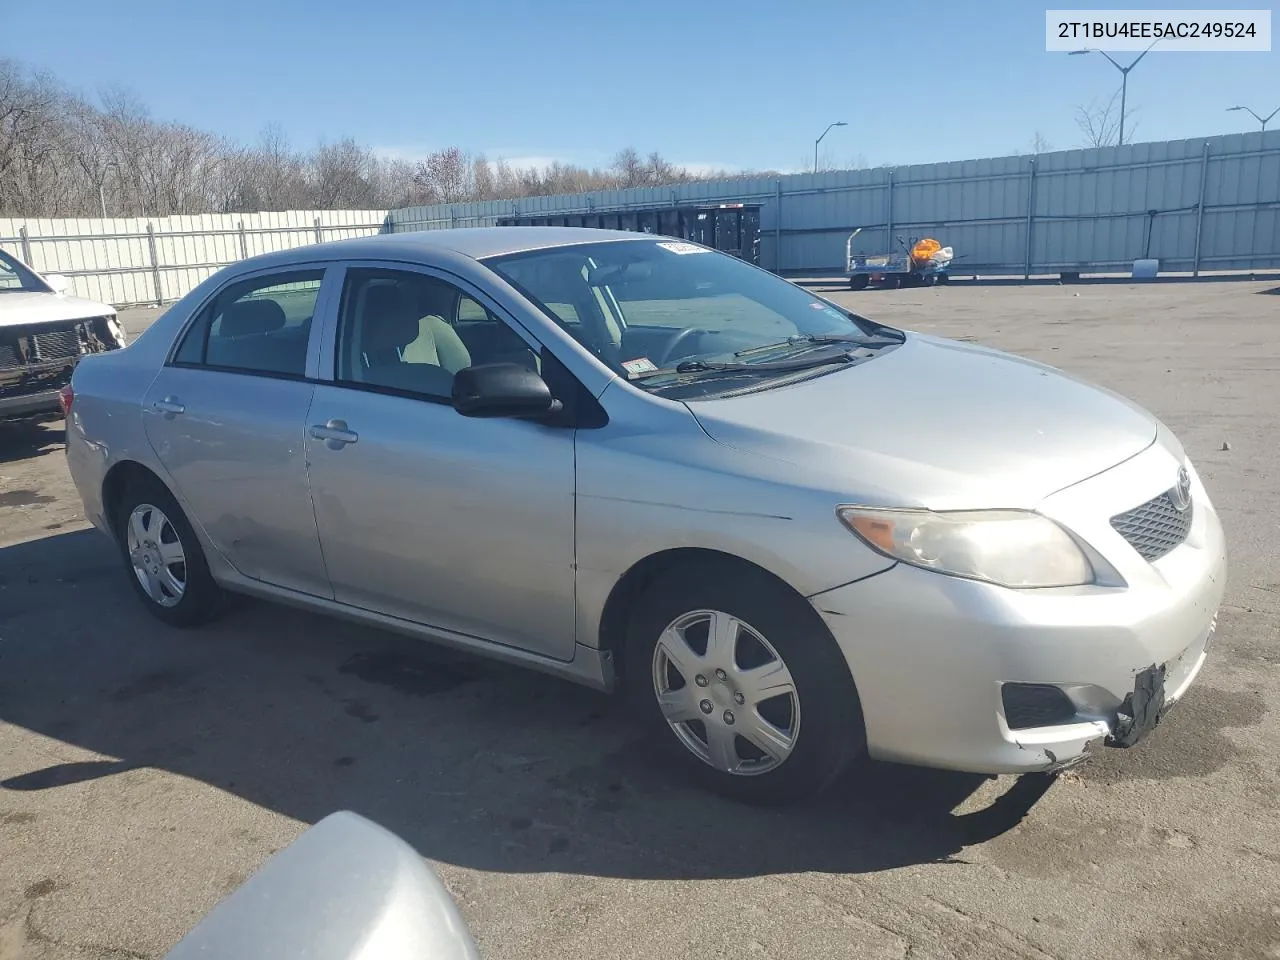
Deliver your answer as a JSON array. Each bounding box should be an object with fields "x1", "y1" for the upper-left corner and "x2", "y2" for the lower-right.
[
  {"x1": 0, "y1": 387, "x2": 62, "y2": 419},
  {"x1": 811, "y1": 442, "x2": 1228, "y2": 774}
]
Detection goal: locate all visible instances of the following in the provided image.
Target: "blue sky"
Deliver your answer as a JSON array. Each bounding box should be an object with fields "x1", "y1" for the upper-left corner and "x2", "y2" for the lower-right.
[{"x1": 8, "y1": 0, "x2": 1276, "y2": 171}]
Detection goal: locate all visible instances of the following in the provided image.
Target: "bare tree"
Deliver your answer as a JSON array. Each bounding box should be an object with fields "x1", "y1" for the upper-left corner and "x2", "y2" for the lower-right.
[
  {"x1": 224, "y1": 124, "x2": 314, "y2": 212},
  {"x1": 1075, "y1": 91, "x2": 1135, "y2": 148},
  {"x1": 0, "y1": 57, "x2": 770, "y2": 218},
  {"x1": 1030, "y1": 131, "x2": 1053, "y2": 154},
  {"x1": 612, "y1": 147, "x2": 646, "y2": 188},
  {"x1": 0, "y1": 60, "x2": 70, "y2": 214},
  {"x1": 413, "y1": 147, "x2": 473, "y2": 204},
  {"x1": 471, "y1": 153, "x2": 495, "y2": 201}
]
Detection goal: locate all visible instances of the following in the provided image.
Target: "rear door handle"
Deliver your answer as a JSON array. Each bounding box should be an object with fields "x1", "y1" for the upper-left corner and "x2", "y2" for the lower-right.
[
  {"x1": 309, "y1": 419, "x2": 359, "y2": 449},
  {"x1": 152, "y1": 396, "x2": 185, "y2": 418}
]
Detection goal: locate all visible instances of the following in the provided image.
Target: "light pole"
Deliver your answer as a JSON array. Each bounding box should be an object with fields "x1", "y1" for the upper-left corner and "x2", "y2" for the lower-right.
[
  {"x1": 1069, "y1": 40, "x2": 1157, "y2": 146},
  {"x1": 1227, "y1": 104, "x2": 1280, "y2": 131},
  {"x1": 814, "y1": 121, "x2": 847, "y2": 173},
  {"x1": 99, "y1": 161, "x2": 120, "y2": 218}
]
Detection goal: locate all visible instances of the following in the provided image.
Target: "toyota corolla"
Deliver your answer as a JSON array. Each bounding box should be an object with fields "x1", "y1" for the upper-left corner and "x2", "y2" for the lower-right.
[{"x1": 63, "y1": 227, "x2": 1226, "y2": 804}]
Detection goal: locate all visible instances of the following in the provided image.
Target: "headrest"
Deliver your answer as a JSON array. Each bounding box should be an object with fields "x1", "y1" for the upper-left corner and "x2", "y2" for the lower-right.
[
  {"x1": 219, "y1": 298, "x2": 286, "y2": 338},
  {"x1": 361, "y1": 284, "x2": 421, "y2": 352}
]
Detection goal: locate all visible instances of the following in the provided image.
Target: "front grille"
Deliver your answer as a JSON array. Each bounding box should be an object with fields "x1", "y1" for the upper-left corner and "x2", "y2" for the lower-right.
[
  {"x1": 1002, "y1": 683, "x2": 1078, "y2": 730},
  {"x1": 0, "y1": 320, "x2": 106, "y2": 372},
  {"x1": 31, "y1": 327, "x2": 81, "y2": 361},
  {"x1": 1111, "y1": 490, "x2": 1193, "y2": 562}
]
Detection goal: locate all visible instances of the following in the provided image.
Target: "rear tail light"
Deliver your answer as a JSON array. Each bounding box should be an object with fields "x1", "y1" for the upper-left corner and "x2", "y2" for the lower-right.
[{"x1": 58, "y1": 383, "x2": 74, "y2": 416}]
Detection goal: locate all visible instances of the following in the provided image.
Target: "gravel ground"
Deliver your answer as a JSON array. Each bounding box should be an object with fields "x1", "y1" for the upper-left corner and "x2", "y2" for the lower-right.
[{"x1": 1, "y1": 278, "x2": 1278, "y2": 959}]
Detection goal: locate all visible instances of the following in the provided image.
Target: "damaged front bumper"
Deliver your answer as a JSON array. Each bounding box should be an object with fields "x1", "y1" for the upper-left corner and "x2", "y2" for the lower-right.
[
  {"x1": 0, "y1": 317, "x2": 121, "y2": 421},
  {"x1": 1106, "y1": 612, "x2": 1216, "y2": 750},
  {"x1": 1005, "y1": 613, "x2": 1216, "y2": 772},
  {"x1": 808, "y1": 504, "x2": 1226, "y2": 776}
]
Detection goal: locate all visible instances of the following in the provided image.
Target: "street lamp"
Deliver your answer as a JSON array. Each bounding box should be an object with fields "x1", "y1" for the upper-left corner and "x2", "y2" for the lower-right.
[
  {"x1": 814, "y1": 121, "x2": 848, "y2": 173},
  {"x1": 99, "y1": 161, "x2": 120, "y2": 218},
  {"x1": 1069, "y1": 40, "x2": 1158, "y2": 146},
  {"x1": 1227, "y1": 104, "x2": 1280, "y2": 131},
  {"x1": 96, "y1": 163, "x2": 120, "y2": 220}
]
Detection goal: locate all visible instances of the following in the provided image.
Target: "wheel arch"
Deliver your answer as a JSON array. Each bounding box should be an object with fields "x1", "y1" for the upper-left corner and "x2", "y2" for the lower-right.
[
  {"x1": 597, "y1": 547, "x2": 843, "y2": 687},
  {"x1": 101, "y1": 460, "x2": 171, "y2": 540}
]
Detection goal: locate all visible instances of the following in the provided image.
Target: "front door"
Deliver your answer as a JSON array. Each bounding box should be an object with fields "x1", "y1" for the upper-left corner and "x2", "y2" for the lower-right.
[
  {"x1": 141, "y1": 268, "x2": 334, "y2": 597},
  {"x1": 304, "y1": 265, "x2": 578, "y2": 660}
]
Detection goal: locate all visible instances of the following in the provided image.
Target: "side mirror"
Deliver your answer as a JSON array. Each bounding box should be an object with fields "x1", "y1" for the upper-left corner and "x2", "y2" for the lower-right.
[
  {"x1": 45, "y1": 273, "x2": 70, "y2": 294},
  {"x1": 163, "y1": 812, "x2": 481, "y2": 960},
  {"x1": 452, "y1": 362, "x2": 562, "y2": 420}
]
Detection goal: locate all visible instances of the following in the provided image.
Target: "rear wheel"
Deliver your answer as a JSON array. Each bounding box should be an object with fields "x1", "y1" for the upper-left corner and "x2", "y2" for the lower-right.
[
  {"x1": 115, "y1": 476, "x2": 226, "y2": 627},
  {"x1": 626, "y1": 563, "x2": 865, "y2": 805},
  {"x1": 848, "y1": 275, "x2": 869, "y2": 291}
]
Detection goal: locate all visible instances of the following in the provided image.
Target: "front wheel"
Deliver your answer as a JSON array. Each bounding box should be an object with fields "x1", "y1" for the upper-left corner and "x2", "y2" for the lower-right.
[
  {"x1": 625, "y1": 563, "x2": 865, "y2": 805},
  {"x1": 848, "y1": 274, "x2": 870, "y2": 291}
]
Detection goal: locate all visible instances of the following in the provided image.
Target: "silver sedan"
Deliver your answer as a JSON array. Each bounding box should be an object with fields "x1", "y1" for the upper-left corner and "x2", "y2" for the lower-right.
[{"x1": 64, "y1": 228, "x2": 1227, "y2": 804}]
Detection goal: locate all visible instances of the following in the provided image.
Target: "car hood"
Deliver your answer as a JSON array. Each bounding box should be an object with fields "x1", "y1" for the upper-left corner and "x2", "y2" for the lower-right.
[
  {"x1": 0, "y1": 290, "x2": 114, "y2": 328},
  {"x1": 686, "y1": 333, "x2": 1158, "y2": 510}
]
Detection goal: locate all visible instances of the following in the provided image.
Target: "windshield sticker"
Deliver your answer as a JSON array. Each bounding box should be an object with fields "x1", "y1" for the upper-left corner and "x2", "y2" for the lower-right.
[
  {"x1": 656, "y1": 241, "x2": 709, "y2": 255},
  {"x1": 812, "y1": 302, "x2": 846, "y2": 321},
  {"x1": 622, "y1": 357, "x2": 659, "y2": 377}
]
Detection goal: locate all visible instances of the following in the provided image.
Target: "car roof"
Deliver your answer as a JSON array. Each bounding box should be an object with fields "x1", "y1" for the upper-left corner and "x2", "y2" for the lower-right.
[{"x1": 237, "y1": 226, "x2": 652, "y2": 273}]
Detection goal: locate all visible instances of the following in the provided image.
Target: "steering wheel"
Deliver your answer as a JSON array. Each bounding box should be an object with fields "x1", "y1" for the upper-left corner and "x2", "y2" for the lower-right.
[{"x1": 658, "y1": 328, "x2": 711, "y2": 367}]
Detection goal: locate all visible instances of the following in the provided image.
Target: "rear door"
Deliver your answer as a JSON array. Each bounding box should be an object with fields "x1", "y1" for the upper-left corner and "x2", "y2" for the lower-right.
[{"x1": 141, "y1": 266, "x2": 337, "y2": 598}]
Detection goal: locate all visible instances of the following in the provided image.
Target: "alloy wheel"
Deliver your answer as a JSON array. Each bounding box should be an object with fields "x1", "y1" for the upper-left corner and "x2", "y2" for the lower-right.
[
  {"x1": 651, "y1": 608, "x2": 801, "y2": 776},
  {"x1": 126, "y1": 503, "x2": 187, "y2": 608}
]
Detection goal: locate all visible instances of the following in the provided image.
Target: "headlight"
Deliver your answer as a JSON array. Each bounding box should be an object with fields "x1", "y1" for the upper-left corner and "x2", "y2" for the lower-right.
[
  {"x1": 836, "y1": 506, "x2": 1094, "y2": 588},
  {"x1": 105, "y1": 315, "x2": 127, "y2": 347}
]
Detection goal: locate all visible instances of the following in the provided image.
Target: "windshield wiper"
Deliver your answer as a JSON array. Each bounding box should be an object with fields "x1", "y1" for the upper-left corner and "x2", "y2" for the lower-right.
[
  {"x1": 732, "y1": 332, "x2": 900, "y2": 359},
  {"x1": 672, "y1": 351, "x2": 856, "y2": 375}
]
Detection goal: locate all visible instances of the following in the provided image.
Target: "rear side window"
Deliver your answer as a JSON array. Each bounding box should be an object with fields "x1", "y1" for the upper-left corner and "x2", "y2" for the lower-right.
[{"x1": 173, "y1": 271, "x2": 324, "y2": 377}]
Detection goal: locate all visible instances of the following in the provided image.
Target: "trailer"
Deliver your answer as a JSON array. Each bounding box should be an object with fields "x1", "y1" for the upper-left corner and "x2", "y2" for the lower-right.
[{"x1": 846, "y1": 228, "x2": 954, "y2": 289}]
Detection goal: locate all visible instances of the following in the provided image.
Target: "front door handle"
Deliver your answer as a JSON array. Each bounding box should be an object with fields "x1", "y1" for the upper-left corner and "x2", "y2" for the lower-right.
[
  {"x1": 153, "y1": 396, "x2": 185, "y2": 418},
  {"x1": 309, "y1": 418, "x2": 359, "y2": 449}
]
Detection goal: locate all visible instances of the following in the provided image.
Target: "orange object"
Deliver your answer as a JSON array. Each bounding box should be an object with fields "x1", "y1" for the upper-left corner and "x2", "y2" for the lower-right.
[{"x1": 911, "y1": 238, "x2": 942, "y2": 264}]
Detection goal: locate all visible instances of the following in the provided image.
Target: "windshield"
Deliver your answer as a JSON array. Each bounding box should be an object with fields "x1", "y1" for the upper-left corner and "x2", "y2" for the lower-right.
[
  {"x1": 0, "y1": 249, "x2": 51, "y2": 293},
  {"x1": 484, "y1": 238, "x2": 901, "y2": 397}
]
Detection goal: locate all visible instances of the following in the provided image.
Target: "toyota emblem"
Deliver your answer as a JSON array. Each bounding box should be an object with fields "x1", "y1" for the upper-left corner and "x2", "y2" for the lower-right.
[{"x1": 1172, "y1": 465, "x2": 1192, "y2": 512}]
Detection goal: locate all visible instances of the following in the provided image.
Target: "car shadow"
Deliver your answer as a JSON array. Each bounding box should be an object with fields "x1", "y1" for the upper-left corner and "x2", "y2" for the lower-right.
[
  {"x1": 0, "y1": 529, "x2": 1054, "y2": 880},
  {"x1": 0, "y1": 417, "x2": 65, "y2": 463}
]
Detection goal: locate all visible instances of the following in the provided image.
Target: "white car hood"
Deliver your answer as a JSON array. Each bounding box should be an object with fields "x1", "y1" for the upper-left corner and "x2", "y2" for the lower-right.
[
  {"x1": 0, "y1": 290, "x2": 114, "y2": 328},
  {"x1": 686, "y1": 333, "x2": 1159, "y2": 511}
]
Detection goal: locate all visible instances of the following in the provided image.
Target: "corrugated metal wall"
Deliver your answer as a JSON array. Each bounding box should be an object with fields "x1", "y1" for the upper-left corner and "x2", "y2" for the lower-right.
[
  {"x1": 4, "y1": 133, "x2": 1274, "y2": 308},
  {"x1": 0, "y1": 209, "x2": 389, "y2": 306},
  {"x1": 389, "y1": 131, "x2": 1280, "y2": 277}
]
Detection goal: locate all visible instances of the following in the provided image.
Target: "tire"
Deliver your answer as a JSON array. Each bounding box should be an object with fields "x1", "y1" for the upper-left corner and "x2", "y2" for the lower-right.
[
  {"x1": 114, "y1": 475, "x2": 227, "y2": 627},
  {"x1": 625, "y1": 561, "x2": 865, "y2": 806},
  {"x1": 848, "y1": 275, "x2": 869, "y2": 291}
]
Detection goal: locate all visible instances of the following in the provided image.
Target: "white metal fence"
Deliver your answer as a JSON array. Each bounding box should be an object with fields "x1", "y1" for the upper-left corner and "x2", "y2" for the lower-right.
[{"x1": 0, "y1": 209, "x2": 390, "y2": 307}]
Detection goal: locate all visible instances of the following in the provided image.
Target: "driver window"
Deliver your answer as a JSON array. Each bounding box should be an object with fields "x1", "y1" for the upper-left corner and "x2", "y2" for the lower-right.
[
  {"x1": 456, "y1": 296, "x2": 490, "y2": 323},
  {"x1": 454, "y1": 294, "x2": 543, "y2": 374},
  {"x1": 336, "y1": 269, "x2": 475, "y2": 400}
]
